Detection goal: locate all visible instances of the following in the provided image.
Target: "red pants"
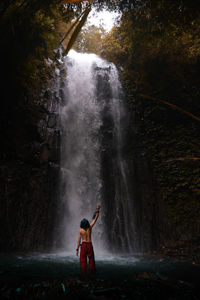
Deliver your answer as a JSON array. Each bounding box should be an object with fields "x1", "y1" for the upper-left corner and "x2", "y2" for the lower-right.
[{"x1": 80, "y1": 242, "x2": 95, "y2": 274}]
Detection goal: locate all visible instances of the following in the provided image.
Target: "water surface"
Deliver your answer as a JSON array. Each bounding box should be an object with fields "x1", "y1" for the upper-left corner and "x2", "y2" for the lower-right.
[{"x1": 0, "y1": 252, "x2": 199, "y2": 285}]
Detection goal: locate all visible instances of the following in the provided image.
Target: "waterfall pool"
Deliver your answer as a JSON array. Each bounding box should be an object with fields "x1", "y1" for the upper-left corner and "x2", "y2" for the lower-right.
[
  {"x1": 1, "y1": 253, "x2": 200, "y2": 299},
  {"x1": 0, "y1": 252, "x2": 199, "y2": 283}
]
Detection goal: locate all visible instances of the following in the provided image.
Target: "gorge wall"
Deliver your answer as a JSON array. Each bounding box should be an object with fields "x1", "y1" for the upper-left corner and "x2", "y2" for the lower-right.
[
  {"x1": 0, "y1": 0, "x2": 71, "y2": 251},
  {"x1": 0, "y1": 49, "x2": 66, "y2": 251}
]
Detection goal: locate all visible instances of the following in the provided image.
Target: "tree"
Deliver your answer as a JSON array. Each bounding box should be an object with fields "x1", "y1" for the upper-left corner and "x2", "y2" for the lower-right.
[{"x1": 74, "y1": 24, "x2": 106, "y2": 54}]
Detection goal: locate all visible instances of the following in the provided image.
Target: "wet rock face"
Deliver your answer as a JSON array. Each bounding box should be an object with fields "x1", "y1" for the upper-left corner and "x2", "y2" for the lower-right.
[
  {"x1": 101, "y1": 115, "x2": 163, "y2": 252},
  {"x1": 96, "y1": 69, "x2": 164, "y2": 253},
  {"x1": 0, "y1": 49, "x2": 65, "y2": 251}
]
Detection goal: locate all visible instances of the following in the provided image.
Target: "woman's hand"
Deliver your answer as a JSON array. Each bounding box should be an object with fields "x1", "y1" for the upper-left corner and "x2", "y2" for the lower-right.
[{"x1": 97, "y1": 204, "x2": 101, "y2": 211}]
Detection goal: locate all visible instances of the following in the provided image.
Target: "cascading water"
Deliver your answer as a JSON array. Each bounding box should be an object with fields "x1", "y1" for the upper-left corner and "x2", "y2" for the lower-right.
[
  {"x1": 59, "y1": 51, "x2": 104, "y2": 253},
  {"x1": 57, "y1": 50, "x2": 140, "y2": 254}
]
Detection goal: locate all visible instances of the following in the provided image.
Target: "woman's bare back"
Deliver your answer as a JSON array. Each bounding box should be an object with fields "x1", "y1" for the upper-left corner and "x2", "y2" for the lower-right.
[{"x1": 80, "y1": 227, "x2": 92, "y2": 242}]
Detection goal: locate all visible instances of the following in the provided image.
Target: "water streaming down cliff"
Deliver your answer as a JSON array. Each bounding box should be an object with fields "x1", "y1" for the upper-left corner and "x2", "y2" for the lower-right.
[
  {"x1": 57, "y1": 50, "x2": 160, "y2": 254},
  {"x1": 59, "y1": 51, "x2": 104, "y2": 253}
]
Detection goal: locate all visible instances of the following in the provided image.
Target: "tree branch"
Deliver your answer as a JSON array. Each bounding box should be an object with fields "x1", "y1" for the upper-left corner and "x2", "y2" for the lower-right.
[
  {"x1": 165, "y1": 157, "x2": 200, "y2": 163},
  {"x1": 64, "y1": 5, "x2": 91, "y2": 55},
  {"x1": 138, "y1": 93, "x2": 200, "y2": 122},
  {"x1": 60, "y1": 0, "x2": 93, "y2": 4},
  {"x1": 59, "y1": 9, "x2": 86, "y2": 45}
]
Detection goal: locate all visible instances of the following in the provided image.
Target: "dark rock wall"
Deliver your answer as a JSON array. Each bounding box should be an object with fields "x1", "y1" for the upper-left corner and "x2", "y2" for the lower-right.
[
  {"x1": 97, "y1": 71, "x2": 165, "y2": 252},
  {"x1": 101, "y1": 2, "x2": 200, "y2": 245},
  {"x1": 0, "y1": 50, "x2": 65, "y2": 251},
  {"x1": 101, "y1": 114, "x2": 165, "y2": 252}
]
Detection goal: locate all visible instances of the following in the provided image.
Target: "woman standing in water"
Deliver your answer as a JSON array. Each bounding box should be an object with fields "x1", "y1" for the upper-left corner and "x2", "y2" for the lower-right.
[{"x1": 76, "y1": 204, "x2": 101, "y2": 277}]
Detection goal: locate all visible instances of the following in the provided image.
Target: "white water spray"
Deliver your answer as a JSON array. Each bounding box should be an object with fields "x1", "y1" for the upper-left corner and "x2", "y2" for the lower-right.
[{"x1": 58, "y1": 50, "x2": 136, "y2": 254}]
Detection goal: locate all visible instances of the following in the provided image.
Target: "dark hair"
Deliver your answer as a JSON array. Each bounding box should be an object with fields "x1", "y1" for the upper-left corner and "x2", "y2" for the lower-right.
[{"x1": 80, "y1": 218, "x2": 90, "y2": 229}]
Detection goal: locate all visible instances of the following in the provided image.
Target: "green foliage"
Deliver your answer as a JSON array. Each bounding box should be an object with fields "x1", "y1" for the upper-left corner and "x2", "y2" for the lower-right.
[
  {"x1": 61, "y1": 0, "x2": 135, "y2": 12},
  {"x1": 73, "y1": 24, "x2": 106, "y2": 54},
  {"x1": 0, "y1": 0, "x2": 74, "y2": 99}
]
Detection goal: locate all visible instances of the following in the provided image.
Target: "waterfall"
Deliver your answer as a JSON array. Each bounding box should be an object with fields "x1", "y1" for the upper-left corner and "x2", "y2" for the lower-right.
[{"x1": 57, "y1": 50, "x2": 139, "y2": 254}]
